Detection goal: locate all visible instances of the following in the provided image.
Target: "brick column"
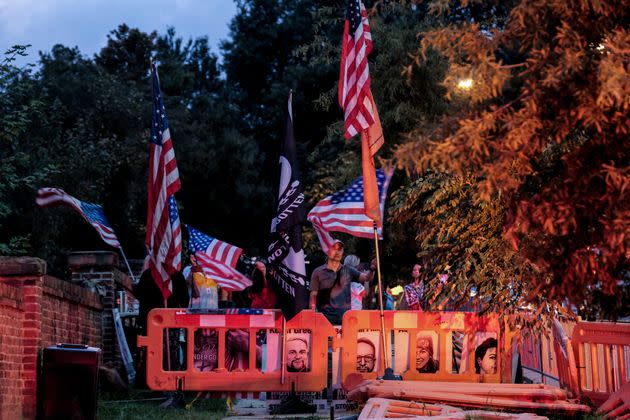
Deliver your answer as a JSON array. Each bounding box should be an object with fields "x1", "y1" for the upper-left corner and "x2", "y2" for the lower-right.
[
  {"x1": 67, "y1": 251, "x2": 132, "y2": 367},
  {"x1": 0, "y1": 256, "x2": 46, "y2": 420}
]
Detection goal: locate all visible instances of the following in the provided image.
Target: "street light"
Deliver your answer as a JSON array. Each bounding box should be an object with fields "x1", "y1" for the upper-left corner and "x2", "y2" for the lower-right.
[{"x1": 457, "y1": 78, "x2": 473, "y2": 90}]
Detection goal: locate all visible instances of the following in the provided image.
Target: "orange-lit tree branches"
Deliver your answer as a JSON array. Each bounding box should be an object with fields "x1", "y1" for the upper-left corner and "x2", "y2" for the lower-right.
[{"x1": 393, "y1": 0, "x2": 629, "y2": 317}]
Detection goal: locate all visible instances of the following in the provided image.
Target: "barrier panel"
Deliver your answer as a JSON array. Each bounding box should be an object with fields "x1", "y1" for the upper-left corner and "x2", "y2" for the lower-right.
[
  {"x1": 551, "y1": 319, "x2": 579, "y2": 397},
  {"x1": 571, "y1": 321, "x2": 630, "y2": 405},
  {"x1": 337, "y1": 311, "x2": 503, "y2": 384},
  {"x1": 520, "y1": 323, "x2": 561, "y2": 386},
  {"x1": 137, "y1": 309, "x2": 335, "y2": 392}
]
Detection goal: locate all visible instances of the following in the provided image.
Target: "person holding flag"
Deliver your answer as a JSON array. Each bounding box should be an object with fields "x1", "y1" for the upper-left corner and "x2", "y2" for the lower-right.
[
  {"x1": 267, "y1": 91, "x2": 309, "y2": 321},
  {"x1": 309, "y1": 239, "x2": 377, "y2": 325}
]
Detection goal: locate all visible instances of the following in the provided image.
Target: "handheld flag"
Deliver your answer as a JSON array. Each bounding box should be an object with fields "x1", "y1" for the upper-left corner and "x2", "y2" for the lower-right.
[
  {"x1": 145, "y1": 62, "x2": 182, "y2": 299},
  {"x1": 187, "y1": 225, "x2": 243, "y2": 268},
  {"x1": 186, "y1": 225, "x2": 251, "y2": 292},
  {"x1": 36, "y1": 188, "x2": 120, "y2": 248},
  {"x1": 307, "y1": 168, "x2": 392, "y2": 253},
  {"x1": 267, "y1": 91, "x2": 309, "y2": 320}
]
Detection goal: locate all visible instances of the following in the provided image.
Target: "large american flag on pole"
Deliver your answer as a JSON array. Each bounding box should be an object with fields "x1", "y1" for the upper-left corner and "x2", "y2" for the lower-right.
[
  {"x1": 307, "y1": 168, "x2": 392, "y2": 253},
  {"x1": 338, "y1": 0, "x2": 380, "y2": 150},
  {"x1": 146, "y1": 62, "x2": 182, "y2": 299},
  {"x1": 36, "y1": 188, "x2": 121, "y2": 248},
  {"x1": 186, "y1": 225, "x2": 251, "y2": 292}
]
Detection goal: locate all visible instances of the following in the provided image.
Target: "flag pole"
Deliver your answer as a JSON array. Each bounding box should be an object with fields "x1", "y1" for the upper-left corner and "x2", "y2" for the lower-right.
[
  {"x1": 118, "y1": 246, "x2": 137, "y2": 283},
  {"x1": 281, "y1": 316, "x2": 287, "y2": 385},
  {"x1": 372, "y1": 221, "x2": 389, "y2": 371}
]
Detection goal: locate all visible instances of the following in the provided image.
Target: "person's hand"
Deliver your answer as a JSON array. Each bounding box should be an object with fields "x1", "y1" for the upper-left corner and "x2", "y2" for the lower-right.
[
  {"x1": 226, "y1": 329, "x2": 249, "y2": 352},
  {"x1": 369, "y1": 258, "x2": 377, "y2": 272},
  {"x1": 597, "y1": 380, "x2": 630, "y2": 419}
]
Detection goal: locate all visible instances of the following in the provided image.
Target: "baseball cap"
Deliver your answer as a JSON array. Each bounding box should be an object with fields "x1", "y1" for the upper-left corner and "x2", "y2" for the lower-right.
[{"x1": 331, "y1": 239, "x2": 344, "y2": 249}]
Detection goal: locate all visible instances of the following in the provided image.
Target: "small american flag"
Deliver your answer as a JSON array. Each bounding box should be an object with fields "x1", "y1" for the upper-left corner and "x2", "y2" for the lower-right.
[
  {"x1": 146, "y1": 63, "x2": 182, "y2": 299},
  {"x1": 338, "y1": 0, "x2": 379, "y2": 148},
  {"x1": 186, "y1": 225, "x2": 242, "y2": 268},
  {"x1": 307, "y1": 169, "x2": 392, "y2": 253},
  {"x1": 186, "y1": 225, "x2": 251, "y2": 292},
  {"x1": 36, "y1": 188, "x2": 120, "y2": 248}
]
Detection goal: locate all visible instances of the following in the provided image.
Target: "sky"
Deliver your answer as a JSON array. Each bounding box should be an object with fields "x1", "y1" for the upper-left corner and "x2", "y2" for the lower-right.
[{"x1": 1, "y1": 0, "x2": 238, "y2": 66}]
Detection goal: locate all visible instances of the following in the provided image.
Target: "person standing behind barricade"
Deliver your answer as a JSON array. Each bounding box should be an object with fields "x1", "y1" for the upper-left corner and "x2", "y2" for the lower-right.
[
  {"x1": 344, "y1": 254, "x2": 366, "y2": 310},
  {"x1": 189, "y1": 264, "x2": 218, "y2": 310},
  {"x1": 133, "y1": 267, "x2": 163, "y2": 388},
  {"x1": 248, "y1": 260, "x2": 277, "y2": 309},
  {"x1": 309, "y1": 240, "x2": 376, "y2": 325},
  {"x1": 383, "y1": 284, "x2": 395, "y2": 310},
  {"x1": 165, "y1": 271, "x2": 190, "y2": 372},
  {"x1": 402, "y1": 263, "x2": 426, "y2": 310}
]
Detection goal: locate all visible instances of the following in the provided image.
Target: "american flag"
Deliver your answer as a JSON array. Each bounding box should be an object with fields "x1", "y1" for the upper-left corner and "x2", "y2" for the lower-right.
[
  {"x1": 187, "y1": 225, "x2": 251, "y2": 292},
  {"x1": 146, "y1": 63, "x2": 182, "y2": 299},
  {"x1": 307, "y1": 169, "x2": 393, "y2": 253},
  {"x1": 187, "y1": 225, "x2": 242, "y2": 268},
  {"x1": 36, "y1": 188, "x2": 120, "y2": 248},
  {"x1": 338, "y1": 0, "x2": 379, "y2": 150}
]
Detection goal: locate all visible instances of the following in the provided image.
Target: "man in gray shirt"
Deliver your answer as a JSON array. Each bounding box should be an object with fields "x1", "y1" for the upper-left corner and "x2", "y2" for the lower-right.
[{"x1": 309, "y1": 240, "x2": 376, "y2": 325}]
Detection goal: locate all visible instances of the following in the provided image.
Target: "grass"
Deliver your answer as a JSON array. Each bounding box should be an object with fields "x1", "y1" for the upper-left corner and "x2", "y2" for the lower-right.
[{"x1": 98, "y1": 389, "x2": 226, "y2": 420}]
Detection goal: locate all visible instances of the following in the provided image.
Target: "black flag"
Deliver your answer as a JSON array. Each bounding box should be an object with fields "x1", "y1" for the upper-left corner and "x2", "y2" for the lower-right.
[{"x1": 267, "y1": 91, "x2": 309, "y2": 320}]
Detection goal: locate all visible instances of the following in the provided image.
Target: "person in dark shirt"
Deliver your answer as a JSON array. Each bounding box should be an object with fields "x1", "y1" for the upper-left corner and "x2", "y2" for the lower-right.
[
  {"x1": 309, "y1": 240, "x2": 376, "y2": 325},
  {"x1": 134, "y1": 269, "x2": 164, "y2": 336}
]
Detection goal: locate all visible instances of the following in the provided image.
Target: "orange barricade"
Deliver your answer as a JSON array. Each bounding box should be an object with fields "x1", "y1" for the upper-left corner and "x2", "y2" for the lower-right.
[
  {"x1": 551, "y1": 319, "x2": 579, "y2": 397},
  {"x1": 337, "y1": 310, "x2": 503, "y2": 384},
  {"x1": 137, "y1": 309, "x2": 335, "y2": 392},
  {"x1": 571, "y1": 321, "x2": 630, "y2": 405}
]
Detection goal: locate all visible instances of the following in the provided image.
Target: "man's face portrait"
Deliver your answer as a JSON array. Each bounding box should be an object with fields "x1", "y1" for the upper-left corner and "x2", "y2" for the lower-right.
[
  {"x1": 356, "y1": 339, "x2": 376, "y2": 373},
  {"x1": 286, "y1": 337, "x2": 309, "y2": 372}
]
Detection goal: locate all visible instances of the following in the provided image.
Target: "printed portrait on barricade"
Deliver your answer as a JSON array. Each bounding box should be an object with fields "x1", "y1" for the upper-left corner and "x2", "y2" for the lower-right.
[
  {"x1": 356, "y1": 330, "x2": 380, "y2": 373},
  {"x1": 286, "y1": 330, "x2": 311, "y2": 372},
  {"x1": 416, "y1": 331, "x2": 439, "y2": 374},
  {"x1": 475, "y1": 333, "x2": 498, "y2": 375},
  {"x1": 193, "y1": 328, "x2": 218, "y2": 372}
]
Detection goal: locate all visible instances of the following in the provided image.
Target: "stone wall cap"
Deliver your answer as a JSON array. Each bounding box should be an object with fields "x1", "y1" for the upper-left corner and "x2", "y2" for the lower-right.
[
  {"x1": 68, "y1": 251, "x2": 119, "y2": 269},
  {"x1": 0, "y1": 257, "x2": 46, "y2": 276}
]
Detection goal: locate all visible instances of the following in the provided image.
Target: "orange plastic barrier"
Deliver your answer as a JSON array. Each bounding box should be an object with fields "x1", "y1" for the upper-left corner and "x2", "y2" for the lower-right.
[
  {"x1": 571, "y1": 321, "x2": 630, "y2": 405},
  {"x1": 551, "y1": 319, "x2": 579, "y2": 397},
  {"x1": 137, "y1": 309, "x2": 335, "y2": 392},
  {"x1": 337, "y1": 310, "x2": 503, "y2": 384}
]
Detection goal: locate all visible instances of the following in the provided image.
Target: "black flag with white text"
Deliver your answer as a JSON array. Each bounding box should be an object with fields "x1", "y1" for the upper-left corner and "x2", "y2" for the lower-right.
[{"x1": 267, "y1": 91, "x2": 309, "y2": 320}]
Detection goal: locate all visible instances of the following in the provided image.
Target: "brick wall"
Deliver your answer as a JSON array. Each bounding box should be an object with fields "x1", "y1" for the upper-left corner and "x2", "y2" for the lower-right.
[
  {"x1": 0, "y1": 281, "x2": 25, "y2": 419},
  {"x1": 0, "y1": 253, "x2": 130, "y2": 420},
  {"x1": 41, "y1": 275, "x2": 103, "y2": 348},
  {"x1": 0, "y1": 257, "x2": 46, "y2": 420}
]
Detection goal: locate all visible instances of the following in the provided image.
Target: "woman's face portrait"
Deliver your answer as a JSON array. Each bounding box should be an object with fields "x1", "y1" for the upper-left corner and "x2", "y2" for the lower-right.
[{"x1": 416, "y1": 338, "x2": 432, "y2": 369}]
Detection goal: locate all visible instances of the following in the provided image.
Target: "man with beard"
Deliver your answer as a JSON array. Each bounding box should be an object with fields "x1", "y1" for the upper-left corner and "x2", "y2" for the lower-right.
[{"x1": 286, "y1": 336, "x2": 309, "y2": 372}]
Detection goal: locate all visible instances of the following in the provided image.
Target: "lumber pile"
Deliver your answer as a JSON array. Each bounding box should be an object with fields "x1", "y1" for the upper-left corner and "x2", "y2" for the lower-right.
[
  {"x1": 358, "y1": 398, "x2": 549, "y2": 419},
  {"x1": 343, "y1": 375, "x2": 590, "y2": 416}
]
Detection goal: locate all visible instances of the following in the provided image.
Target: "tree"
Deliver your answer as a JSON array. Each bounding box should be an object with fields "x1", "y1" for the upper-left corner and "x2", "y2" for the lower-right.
[
  {"x1": 394, "y1": 0, "x2": 629, "y2": 318},
  {"x1": 0, "y1": 46, "x2": 53, "y2": 255}
]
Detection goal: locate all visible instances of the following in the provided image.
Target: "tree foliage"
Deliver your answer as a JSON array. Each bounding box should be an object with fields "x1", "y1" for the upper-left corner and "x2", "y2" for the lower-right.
[
  {"x1": 2, "y1": 0, "x2": 627, "y2": 319},
  {"x1": 393, "y1": 0, "x2": 629, "y2": 317}
]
